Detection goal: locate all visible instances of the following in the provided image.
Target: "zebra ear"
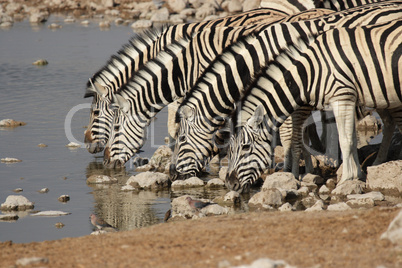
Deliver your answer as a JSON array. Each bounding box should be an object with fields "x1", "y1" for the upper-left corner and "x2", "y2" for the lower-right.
[
  {"x1": 86, "y1": 79, "x2": 108, "y2": 98},
  {"x1": 247, "y1": 105, "x2": 264, "y2": 129},
  {"x1": 179, "y1": 106, "x2": 195, "y2": 122},
  {"x1": 112, "y1": 94, "x2": 130, "y2": 114}
]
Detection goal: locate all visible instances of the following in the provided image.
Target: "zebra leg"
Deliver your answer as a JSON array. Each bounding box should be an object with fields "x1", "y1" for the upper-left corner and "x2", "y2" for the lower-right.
[
  {"x1": 279, "y1": 117, "x2": 293, "y2": 172},
  {"x1": 373, "y1": 109, "x2": 396, "y2": 166},
  {"x1": 331, "y1": 100, "x2": 363, "y2": 184}
]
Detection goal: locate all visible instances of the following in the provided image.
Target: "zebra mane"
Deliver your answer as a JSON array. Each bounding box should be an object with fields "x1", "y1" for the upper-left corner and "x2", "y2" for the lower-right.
[
  {"x1": 84, "y1": 26, "x2": 167, "y2": 98},
  {"x1": 116, "y1": 34, "x2": 191, "y2": 101},
  {"x1": 232, "y1": 34, "x2": 315, "y2": 129}
]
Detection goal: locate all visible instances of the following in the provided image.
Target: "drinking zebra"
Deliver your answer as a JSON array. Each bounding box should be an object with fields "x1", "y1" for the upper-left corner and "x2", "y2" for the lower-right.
[
  {"x1": 83, "y1": 7, "x2": 292, "y2": 154},
  {"x1": 102, "y1": 8, "x2": 340, "y2": 168},
  {"x1": 171, "y1": 2, "x2": 402, "y2": 179},
  {"x1": 227, "y1": 20, "x2": 402, "y2": 192}
]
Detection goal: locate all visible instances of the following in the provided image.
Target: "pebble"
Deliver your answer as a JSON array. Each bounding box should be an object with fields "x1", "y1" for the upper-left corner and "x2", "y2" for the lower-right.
[
  {"x1": 66, "y1": 142, "x2": 80, "y2": 148},
  {"x1": 48, "y1": 23, "x2": 62, "y2": 29},
  {"x1": 171, "y1": 177, "x2": 205, "y2": 189},
  {"x1": 55, "y1": 222, "x2": 65, "y2": 228},
  {"x1": 58, "y1": 195, "x2": 70, "y2": 203},
  {"x1": 31, "y1": 211, "x2": 71, "y2": 216},
  {"x1": 278, "y1": 202, "x2": 293, "y2": 212},
  {"x1": 37, "y1": 143, "x2": 48, "y2": 147},
  {"x1": 206, "y1": 178, "x2": 225, "y2": 188},
  {"x1": 327, "y1": 202, "x2": 351, "y2": 211},
  {"x1": 64, "y1": 17, "x2": 75, "y2": 23},
  {"x1": 32, "y1": 59, "x2": 48, "y2": 65},
  {"x1": 81, "y1": 20, "x2": 90, "y2": 25},
  {"x1": 126, "y1": 171, "x2": 170, "y2": 190},
  {"x1": 0, "y1": 119, "x2": 26, "y2": 127},
  {"x1": 1, "y1": 157, "x2": 22, "y2": 163},
  {"x1": 99, "y1": 21, "x2": 110, "y2": 28},
  {"x1": 86, "y1": 175, "x2": 117, "y2": 184},
  {"x1": 13, "y1": 188, "x2": 23, "y2": 193},
  {"x1": 16, "y1": 257, "x2": 48, "y2": 266},
  {"x1": 305, "y1": 200, "x2": 325, "y2": 212},
  {"x1": 38, "y1": 188, "x2": 49, "y2": 193}
]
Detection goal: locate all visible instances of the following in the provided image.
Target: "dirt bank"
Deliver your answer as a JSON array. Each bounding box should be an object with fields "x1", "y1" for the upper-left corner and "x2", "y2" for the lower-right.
[{"x1": 1, "y1": 207, "x2": 401, "y2": 267}]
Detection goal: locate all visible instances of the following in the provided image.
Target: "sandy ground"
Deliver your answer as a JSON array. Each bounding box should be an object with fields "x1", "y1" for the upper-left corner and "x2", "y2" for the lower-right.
[{"x1": 1, "y1": 207, "x2": 401, "y2": 268}]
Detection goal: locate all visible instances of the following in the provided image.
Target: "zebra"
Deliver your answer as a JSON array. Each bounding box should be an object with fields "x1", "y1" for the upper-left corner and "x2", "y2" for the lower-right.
[
  {"x1": 83, "y1": 7, "x2": 295, "y2": 154},
  {"x1": 102, "y1": 7, "x2": 339, "y2": 168},
  {"x1": 226, "y1": 20, "x2": 402, "y2": 193},
  {"x1": 171, "y1": 1, "x2": 402, "y2": 179}
]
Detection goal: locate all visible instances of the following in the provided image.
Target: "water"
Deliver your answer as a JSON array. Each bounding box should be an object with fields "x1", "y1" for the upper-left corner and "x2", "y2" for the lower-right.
[{"x1": 0, "y1": 16, "x2": 225, "y2": 243}]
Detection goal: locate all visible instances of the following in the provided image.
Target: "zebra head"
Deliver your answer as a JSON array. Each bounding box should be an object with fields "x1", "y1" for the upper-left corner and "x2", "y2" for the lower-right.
[
  {"x1": 84, "y1": 79, "x2": 114, "y2": 154},
  {"x1": 171, "y1": 105, "x2": 227, "y2": 179},
  {"x1": 103, "y1": 93, "x2": 148, "y2": 169},
  {"x1": 226, "y1": 105, "x2": 272, "y2": 193}
]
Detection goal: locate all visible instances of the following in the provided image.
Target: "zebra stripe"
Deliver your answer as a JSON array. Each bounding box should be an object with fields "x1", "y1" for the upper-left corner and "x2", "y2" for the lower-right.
[
  {"x1": 228, "y1": 20, "x2": 402, "y2": 192},
  {"x1": 172, "y1": 1, "x2": 402, "y2": 178},
  {"x1": 101, "y1": 7, "x2": 336, "y2": 168},
  {"x1": 83, "y1": 7, "x2": 289, "y2": 154}
]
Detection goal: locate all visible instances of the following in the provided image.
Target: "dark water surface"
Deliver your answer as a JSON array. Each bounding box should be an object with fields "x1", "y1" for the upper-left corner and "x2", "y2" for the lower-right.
[{"x1": 0, "y1": 16, "x2": 211, "y2": 243}]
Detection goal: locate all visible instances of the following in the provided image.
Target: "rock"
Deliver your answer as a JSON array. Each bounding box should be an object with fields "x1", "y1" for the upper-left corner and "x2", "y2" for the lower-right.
[
  {"x1": 301, "y1": 192, "x2": 321, "y2": 208},
  {"x1": 332, "y1": 180, "x2": 365, "y2": 196},
  {"x1": 16, "y1": 257, "x2": 48, "y2": 266},
  {"x1": 0, "y1": 119, "x2": 26, "y2": 127},
  {"x1": 346, "y1": 198, "x2": 375, "y2": 209},
  {"x1": 171, "y1": 177, "x2": 205, "y2": 188},
  {"x1": 195, "y1": 3, "x2": 216, "y2": 21},
  {"x1": 302, "y1": 173, "x2": 324, "y2": 185},
  {"x1": 319, "y1": 185, "x2": 331, "y2": 195},
  {"x1": 206, "y1": 178, "x2": 225, "y2": 188},
  {"x1": 0, "y1": 214, "x2": 19, "y2": 221},
  {"x1": 242, "y1": 0, "x2": 260, "y2": 11},
  {"x1": 13, "y1": 188, "x2": 23, "y2": 193},
  {"x1": 31, "y1": 211, "x2": 71, "y2": 216},
  {"x1": 249, "y1": 188, "x2": 283, "y2": 208},
  {"x1": 1, "y1": 157, "x2": 22, "y2": 163},
  {"x1": 81, "y1": 20, "x2": 90, "y2": 25},
  {"x1": 171, "y1": 195, "x2": 213, "y2": 219},
  {"x1": 233, "y1": 257, "x2": 290, "y2": 268},
  {"x1": 227, "y1": 0, "x2": 242, "y2": 13},
  {"x1": 131, "y1": 19, "x2": 152, "y2": 29},
  {"x1": 327, "y1": 202, "x2": 351, "y2": 211},
  {"x1": 381, "y1": 209, "x2": 402, "y2": 245},
  {"x1": 38, "y1": 188, "x2": 49, "y2": 193},
  {"x1": 126, "y1": 172, "x2": 170, "y2": 190},
  {"x1": 180, "y1": 8, "x2": 195, "y2": 17},
  {"x1": 0, "y1": 21, "x2": 13, "y2": 28},
  {"x1": 37, "y1": 143, "x2": 48, "y2": 147},
  {"x1": 133, "y1": 157, "x2": 149, "y2": 167},
  {"x1": 224, "y1": 191, "x2": 240, "y2": 203},
  {"x1": 297, "y1": 186, "x2": 310, "y2": 197},
  {"x1": 1, "y1": 195, "x2": 34, "y2": 211},
  {"x1": 300, "y1": 181, "x2": 317, "y2": 192},
  {"x1": 64, "y1": 17, "x2": 75, "y2": 23},
  {"x1": 278, "y1": 202, "x2": 293, "y2": 212},
  {"x1": 99, "y1": 21, "x2": 110, "y2": 28},
  {"x1": 55, "y1": 222, "x2": 65, "y2": 228},
  {"x1": 151, "y1": 7, "x2": 170, "y2": 22},
  {"x1": 305, "y1": 200, "x2": 325, "y2": 212},
  {"x1": 347, "y1": 191, "x2": 385, "y2": 201},
  {"x1": 121, "y1": 184, "x2": 136, "y2": 191},
  {"x1": 58, "y1": 195, "x2": 70, "y2": 203},
  {"x1": 201, "y1": 204, "x2": 228, "y2": 216},
  {"x1": 48, "y1": 23, "x2": 62, "y2": 29},
  {"x1": 262, "y1": 172, "x2": 299, "y2": 191},
  {"x1": 167, "y1": 0, "x2": 187, "y2": 13},
  {"x1": 326, "y1": 178, "x2": 336, "y2": 190},
  {"x1": 367, "y1": 160, "x2": 402, "y2": 196},
  {"x1": 219, "y1": 166, "x2": 228, "y2": 182},
  {"x1": 149, "y1": 145, "x2": 173, "y2": 172},
  {"x1": 135, "y1": 164, "x2": 153, "y2": 172},
  {"x1": 29, "y1": 12, "x2": 48, "y2": 24},
  {"x1": 86, "y1": 175, "x2": 117, "y2": 184},
  {"x1": 66, "y1": 142, "x2": 80, "y2": 148}
]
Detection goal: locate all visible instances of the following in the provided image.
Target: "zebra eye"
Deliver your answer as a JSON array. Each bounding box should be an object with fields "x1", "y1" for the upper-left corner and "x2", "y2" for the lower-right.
[
  {"x1": 242, "y1": 143, "x2": 251, "y2": 151},
  {"x1": 114, "y1": 125, "x2": 120, "y2": 132},
  {"x1": 179, "y1": 135, "x2": 186, "y2": 143},
  {"x1": 93, "y1": 110, "x2": 100, "y2": 116}
]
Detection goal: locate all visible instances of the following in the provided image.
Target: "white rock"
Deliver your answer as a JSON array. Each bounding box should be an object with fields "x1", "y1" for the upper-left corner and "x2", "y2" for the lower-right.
[
  {"x1": 319, "y1": 185, "x2": 330, "y2": 195},
  {"x1": 151, "y1": 7, "x2": 170, "y2": 22},
  {"x1": 346, "y1": 198, "x2": 374, "y2": 209},
  {"x1": 126, "y1": 172, "x2": 170, "y2": 190},
  {"x1": 171, "y1": 195, "x2": 212, "y2": 218},
  {"x1": 302, "y1": 173, "x2": 324, "y2": 185},
  {"x1": 249, "y1": 188, "x2": 283, "y2": 207},
  {"x1": 201, "y1": 204, "x2": 228, "y2": 216},
  {"x1": 167, "y1": 0, "x2": 187, "y2": 13},
  {"x1": 29, "y1": 12, "x2": 48, "y2": 23},
  {"x1": 0, "y1": 119, "x2": 26, "y2": 127},
  {"x1": 149, "y1": 145, "x2": 172, "y2": 171},
  {"x1": 48, "y1": 23, "x2": 62, "y2": 29},
  {"x1": 224, "y1": 191, "x2": 240, "y2": 202},
  {"x1": 195, "y1": 3, "x2": 216, "y2": 21},
  {"x1": 233, "y1": 257, "x2": 290, "y2": 268},
  {"x1": 326, "y1": 178, "x2": 336, "y2": 190},
  {"x1": 297, "y1": 186, "x2": 310, "y2": 197},
  {"x1": 301, "y1": 192, "x2": 321, "y2": 208},
  {"x1": 219, "y1": 166, "x2": 228, "y2": 182},
  {"x1": 381, "y1": 209, "x2": 402, "y2": 245},
  {"x1": 86, "y1": 175, "x2": 118, "y2": 184},
  {"x1": 38, "y1": 188, "x2": 49, "y2": 193},
  {"x1": 367, "y1": 160, "x2": 402, "y2": 196},
  {"x1": 332, "y1": 180, "x2": 365, "y2": 196},
  {"x1": 16, "y1": 257, "x2": 48, "y2": 266},
  {"x1": 206, "y1": 178, "x2": 225, "y2": 188},
  {"x1": 66, "y1": 142, "x2": 80, "y2": 148},
  {"x1": 131, "y1": 19, "x2": 152, "y2": 29},
  {"x1": 121, "y1": 184, "x2": 136, "y2": 191},
  {"x1": 58, "y1": 195, "x2": 70, "y2": 202},
  {"x1": 242, "y1": 0, "x2": 260, "y2": 11},
  {"x1": 180, "y1": 8, "x2": 195, "y2": 17},
  {"x1": 31, "y1": 211, "x2": 71, "y2": 216},
  {"x1": 171, "y1": 177, "x2": 205, "y2": 188},
  {"x1": 278, "y1": 202, "x2": 293, "y2": 212},
  {"x1": 347, "y1": 191, "x2": 384, "y2": 201},
  {"x1": 1, "y1": 195, "x2": 34, "y2": 211},
  {"x1": 81, "y1": 20, "x2": 90, "y2": 25},
  {"x1": 305, "y1": 200, "x2": 325, "y2": 212},
  {"x1": 300, "y1": 181, "x2": 317, "y2": 192},
  {"x1": 64, "y1": 18, "x2": 75, "y2": 23},
  {"x1": 99, "y1": 21, "x2": 110, "y2": 28},
  {"x1": 327, "y1": 202, "x2": 351, "y2": 211},
  {"x1": 227, "y1": 0, "x2": 242, "y2": 13},
  {"x1": 262, "y1": 172, "x2": 299, "y2": 191},
  {"x1": 1, "y1": 157, "x2": 22, "y2": 163}
]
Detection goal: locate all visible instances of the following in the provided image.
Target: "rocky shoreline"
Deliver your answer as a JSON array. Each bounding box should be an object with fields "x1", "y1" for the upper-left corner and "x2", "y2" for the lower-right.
[{"x1": 0, "y1": 0, "x2": 261, "y2": 29}]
